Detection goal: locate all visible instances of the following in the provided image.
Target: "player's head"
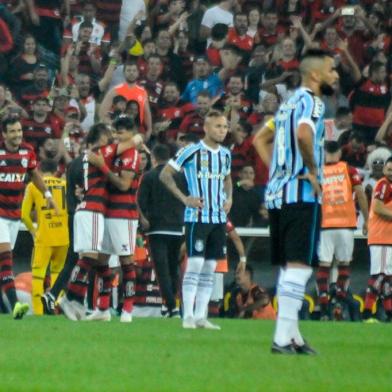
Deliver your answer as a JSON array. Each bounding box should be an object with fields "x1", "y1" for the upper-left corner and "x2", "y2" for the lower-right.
[
  {"x1": 113, "y1": 116, "x2": 136, "y2": 143},
  {"x1": 151, "y1": 143, "x2": 170, "y2": 167},
  {"x1": 299, "y1": 49, "x2": 339, "y2": 96},
  {"x1": 203, "y1": 110, "x2": 228, "y2": 144},
  {"x1": 1, "y1": 116, "x2": 23, "y2": 149},
  {"x1": 383, "y1": 157, "x2": 392, "y2": 181},
  {"x1": 86, "y1": 123, "x2": 112, "y2": 148},
  {"x1": 39, "y1": 159, "x2": 58, "y2": 174},
  {"x1": 324, "y1": 141, "x2": 341, "y2": 162}
]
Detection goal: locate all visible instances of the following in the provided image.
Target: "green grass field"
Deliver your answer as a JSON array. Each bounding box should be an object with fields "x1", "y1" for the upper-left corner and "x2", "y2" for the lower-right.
[{"x1": 0, "y1": 316, "x2": 390, "y2": 392}]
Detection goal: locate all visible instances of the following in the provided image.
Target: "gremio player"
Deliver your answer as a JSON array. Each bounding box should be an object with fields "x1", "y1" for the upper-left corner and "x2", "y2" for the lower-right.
[
  {"x1": 0, "y1": 116, "x2": 58, "y2": 319},
  {"x1": 160, "y1": 110, "x2": 232, "y2": 330},
  {"x1": 257, "y1": 49, "x2": 339, "y2": 354}
]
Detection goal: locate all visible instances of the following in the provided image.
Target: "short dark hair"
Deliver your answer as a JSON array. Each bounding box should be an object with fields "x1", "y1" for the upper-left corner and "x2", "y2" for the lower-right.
[
  {"x1": 152, "y1": 144, "x2": 170, "y2": 162},
  {"x1": 113, "y1": 95, "x2": 127, "y2": 105},
  {"x1": 113, "y1": 116, "x2": 135, "y2": 132},
  {"x1": 386, "y1": 157, "x2": 392, "y2": 165},
  {"x1": 336, "y1": 107, "x2": 351, "y2": 117},
  {"x1": 324, "y1": 141, "x2": 340, "y2": 154},
  {"x1": 206, "y1": 109, "x2": 224, "y2": 119},
  {"x1": 40, "y1": 159, "x2": 58, "y2": 173},
  {"x1": 1, "y1": 116, "x2": 20, "y2": 133},
  {"x1": 301, "y1": 48, "x2": 333, "y2": 61},
  {"x1": 86, "y1": 123, "x2": 110, "y2": 145},
  {"x1": 197, "y1": 90, "x2": 211, "y2": 99},
  {"x1": 369, "y1": 61, "x2": 385, "y2": 77},
  {"x1": 211, "y1": 23, "x2": 228, "y2": 40},
  {"x1": 80, "y1": 21, "x2": 93, "y2": 30}
]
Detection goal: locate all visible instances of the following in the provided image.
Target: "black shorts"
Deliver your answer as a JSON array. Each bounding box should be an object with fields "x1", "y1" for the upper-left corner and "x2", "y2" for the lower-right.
[
  {"x1": 269, "y1": 202, "x2": 321, "y2": 267},
  {"x1": 185, "y1": 222, "x2": 226, "y2": 260}
]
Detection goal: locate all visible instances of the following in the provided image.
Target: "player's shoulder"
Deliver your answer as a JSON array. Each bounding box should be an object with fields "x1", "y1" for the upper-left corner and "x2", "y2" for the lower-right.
[
  {"x1": 19, "y1": 141, "x2": 35, "y2": 153},
  {"x1": 219, "y1": 145, "x2": 231, "y2": 156},
  {"x1": 297, "y1": 88, "x2": 324, "y2": 118},
  {"x1": 175, "y1": 141, "x2": 202, "y2": 157}
]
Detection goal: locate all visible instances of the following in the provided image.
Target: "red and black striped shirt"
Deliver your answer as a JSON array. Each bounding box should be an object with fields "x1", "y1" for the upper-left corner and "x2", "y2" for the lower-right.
[
  {"x1": 106, "y1": 146, "x2": 141, "y2": 220},
  {"x1": 0, "y1": 141, "x2": 37, "y2": 220},
  {"x1": 95, "y1": 0, "x2": 122, "y2": 24},
  {"x1": 22, "y1": 117, "x2": 62, "y2": 151},
  {"x1": 78, "y1": 144, "x2": 116, "y2": 214},
  {"x1": 179, "y1": 112, "x2": 205, "y2": 139}
]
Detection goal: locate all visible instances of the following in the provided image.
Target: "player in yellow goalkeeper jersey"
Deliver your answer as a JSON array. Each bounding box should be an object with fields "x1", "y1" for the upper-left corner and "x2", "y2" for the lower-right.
[{"x1": 21, "y1": 159, "x2": 69, "y2": 315}]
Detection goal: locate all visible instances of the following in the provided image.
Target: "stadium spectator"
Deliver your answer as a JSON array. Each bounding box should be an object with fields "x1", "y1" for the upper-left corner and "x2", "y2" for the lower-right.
[{"x1": 227, "y1": 11, "x2": 254, "y2": 53}]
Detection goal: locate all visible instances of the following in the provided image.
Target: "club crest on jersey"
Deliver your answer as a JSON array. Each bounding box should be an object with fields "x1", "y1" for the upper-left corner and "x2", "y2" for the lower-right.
[
  {"x1": 201, "y1": 159, "x2": 209, "y2": 167},
  {"x1": 21, "y1": 158, "x2": 28, "y2": 168},
  {"x1": 195, "y1": 239, "x2": 204, "y2": 252}
]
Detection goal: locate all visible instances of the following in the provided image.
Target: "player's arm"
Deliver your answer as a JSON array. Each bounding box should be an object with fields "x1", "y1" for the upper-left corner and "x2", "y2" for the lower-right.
[
  {"x1": 353, "y1": 184, "x2": 369, "y2": 235},
  {"x1": 373, "y1": 199, "x2": 392, "y2": 221},
  {"x1": 144, "y1": 99, "x2": 153, "y2": 141},
  {"x1": 223, "y1": 174, "x2": 233, "y2": 214},
  {"x1": 30, "y1": 169, "x2": 59, "y2": 214},
  {"x1": 252, "y1": 118, "x2": 275, "y2": 166},
  {"x1": 21, "y1": 184, "x2": 36, "y2": 236},
  {"x1": 228, "y1": 228, "x2": 247, "y2": 273},
  {"x1": 297, "y1": 123, "x2": 321, "y2": 197}
]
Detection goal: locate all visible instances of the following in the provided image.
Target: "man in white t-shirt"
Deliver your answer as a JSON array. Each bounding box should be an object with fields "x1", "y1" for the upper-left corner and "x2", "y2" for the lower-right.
[
  {"x1": 200, "y1": 0, "x2": 237, "y2": 40},
  {"x1": 119, "y1": 0, "x2": 146, "y2": 41}
]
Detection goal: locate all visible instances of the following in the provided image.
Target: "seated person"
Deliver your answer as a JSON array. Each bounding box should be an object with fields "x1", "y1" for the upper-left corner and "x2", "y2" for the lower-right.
[{"x1": 233, "y1": 265, "x2": 275, "y2": 320}]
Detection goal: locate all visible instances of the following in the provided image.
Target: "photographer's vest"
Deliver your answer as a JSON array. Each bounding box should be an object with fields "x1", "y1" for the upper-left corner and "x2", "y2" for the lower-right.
[{"x1": 321, "y1": 161, "x2": 357, "y2": 229}]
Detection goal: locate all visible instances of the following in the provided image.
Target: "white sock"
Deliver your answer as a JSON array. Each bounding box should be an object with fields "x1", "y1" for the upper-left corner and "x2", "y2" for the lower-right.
[
  {"x1": 194, "y1": 259, "x2": 217, "y2": 320},
  {"x1": 274, "y1": 267, "x2": 312, "y2": 346},
  {"x1": 182, "y1": 257, "x2": 204, "y2": 319}
]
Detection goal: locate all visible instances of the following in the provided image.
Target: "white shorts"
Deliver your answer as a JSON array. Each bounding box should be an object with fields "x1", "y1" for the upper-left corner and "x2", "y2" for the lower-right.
[
  {"x1": 101, "y1": 218, "x2": 138, "y2": 256},
  {"x1": 318, "y1": 229, "x2": 354, "y2": 264},
  {"x1": 73, "y1": 211, "x2": 105, "y2": 253},
  {"x1": 370, "y1": 246, "x2": 392, "y2": 275},
  {"x1": 0, "y1": 217, "x2": 20, "y2": 249}
]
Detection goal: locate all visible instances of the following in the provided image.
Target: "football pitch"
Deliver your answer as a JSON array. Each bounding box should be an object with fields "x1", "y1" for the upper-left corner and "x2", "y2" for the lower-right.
[{"x1": 0, "y1": 316, "x2": 390, "y2": 392}]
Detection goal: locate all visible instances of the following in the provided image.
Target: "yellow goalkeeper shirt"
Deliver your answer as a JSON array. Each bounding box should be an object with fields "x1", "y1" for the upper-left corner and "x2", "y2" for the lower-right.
[{"x1": 22, "y1": 176, "x2": 69, "y2": 247}]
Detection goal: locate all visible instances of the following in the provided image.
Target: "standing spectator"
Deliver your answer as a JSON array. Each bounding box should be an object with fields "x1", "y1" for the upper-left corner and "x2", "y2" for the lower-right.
[
  {"x1": 8, "y1": 34, "x2": 40, "y2": 92},
  {"x1": 95, "y1": 0, "x2": 122, "y2": 41},
  {"x1": 341, "y1": 132, "x2": 367, "y2": 168},
  {"x1": 139, "y1": 54, "x2": 164, "y2": 118},
  {"x1": 100, "y1": 61, "x2": 153, "y2": 140},
  {"x1": 200, "y1": 0, "x2": 236, "y2": 40},
  {"x1": 349, "y1": 61, "x2": 391, "y2": 145},
  {"x1": 138, "y1": 144, "x2": 185, "y2": 318},
  {"x1": 227, "y1": 11, "x2": 254, "y2": 53},
  {"x1": 119, "y1": 0, "x2": 145, "y2": 41},
  {"x1": 276, "y1": 37, "x2": 299, "y2": 71},
  {"x1": 18, "y1": 64, "x2": 50, "y2": 112},
  {"x1": 178, "y1": 90, "x2": 211, "y2": 140},
  {"x1": 230, "y1": 164, "x2": 262, "y2": 227},
  {"x1": 25, "y1": 0, "x2": 68, "y2": 55},
  {"x1": 230, "y1": 120, "x2": 253, "y2": 179},
  {"x1": 258, "y1": 9, "x2": 286, "y2": 47},
  {"x1": 21, "y1": 96, "x2": 61, "y2": 151}
]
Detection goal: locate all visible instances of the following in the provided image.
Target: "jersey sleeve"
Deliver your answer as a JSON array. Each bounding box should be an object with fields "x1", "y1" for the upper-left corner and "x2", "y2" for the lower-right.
[
  {"x1": 28, "y1": 149, "x2": 37, "y2": 170},
  {"x1": 100, "y1": 143, "x2": 117, "y2": 165},
  {"x1": 297, "y1": 93, "x2": 324, "y2": 134},
  {"x1": 348, "y1": 166, "x2": 362, "y2": 186},
  {"x1": 168, "y1": 143, "x2": 198, "y2": 171},
  {"x1": 121, "y1": 149, "x2": 141, "y2": 173},
  {"x1": 373, "y1": 179, "x2": 392, "y2": 203}
]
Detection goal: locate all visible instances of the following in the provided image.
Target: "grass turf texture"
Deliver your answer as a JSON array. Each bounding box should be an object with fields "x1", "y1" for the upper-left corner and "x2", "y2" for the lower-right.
[{"x1": 0, "y1": 316, "x2": 390, "y2": 392}]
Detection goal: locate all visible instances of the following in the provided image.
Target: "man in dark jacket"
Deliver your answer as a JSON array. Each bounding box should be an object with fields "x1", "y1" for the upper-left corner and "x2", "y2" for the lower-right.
[{"x1": 138, "y1": 144, "x2": 185, "y2": 317}]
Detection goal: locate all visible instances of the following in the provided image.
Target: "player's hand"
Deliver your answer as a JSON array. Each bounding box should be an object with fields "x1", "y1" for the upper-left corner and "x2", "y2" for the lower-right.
[
  {"x1": 75, "y1": 185, "x2": 84, "y2": 201},
  {"x1": 47, "y1": 197, "x2": 60, "y2": 216},
  {"x1": 223, "y1": 197, "x2": 232, "y2": 214},
  {"x1": 87, "y1": 150, "x2": 105, "y2": 169},
  {"x1": 30, "y1": 11, "x2": 40, "y2": 26},
  {"x1": 184, "y1": 196, "x2": 204, "y2": 209},
  {"x1": 299, "y1": 172, "x2": 322, "y2": 197},
  {"x1": 362, "y1": 220, "x2": 368, "y2": 236}
]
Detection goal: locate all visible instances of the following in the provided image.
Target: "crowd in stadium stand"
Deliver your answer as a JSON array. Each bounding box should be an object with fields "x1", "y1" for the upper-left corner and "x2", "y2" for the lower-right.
[{"x1": 0, "y1": 0, "x2": 391, "y2": 322}]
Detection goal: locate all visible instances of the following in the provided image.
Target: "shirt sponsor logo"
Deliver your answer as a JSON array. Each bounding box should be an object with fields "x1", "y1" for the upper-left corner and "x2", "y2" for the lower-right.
[
  {"x1": 0, "y1": 173, "x2": 26, "y2": 182},
  {"x1": 197, "y1": 171, "x2": 225, "y2": 180}
]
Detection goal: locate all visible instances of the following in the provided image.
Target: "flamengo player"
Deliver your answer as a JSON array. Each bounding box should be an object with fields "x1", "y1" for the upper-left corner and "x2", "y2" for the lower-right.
[
  {"x1": 363, "y1": 157, "x2": 392, "y2": 322},
  {"x1": 86, "y1": 117, "x2": 141, "y2": 323},
  {"x1": 59, "y1": 123, "x2": 141, "y2": 320},
  {"x1": 160, "y1": 110, "x2": 232, "y2": 330},
  {"x1": 0, "y1": 116, "x2": 57, "y2": 319}
]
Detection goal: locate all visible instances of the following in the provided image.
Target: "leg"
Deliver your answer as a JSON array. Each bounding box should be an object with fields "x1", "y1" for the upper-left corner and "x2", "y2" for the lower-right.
[
  {"x1": 382, "y1": 275, "x2": 392, "y2": 321},
  {"x1": 31, "y1": 246, "x2": 52, "y2": 315},
  {"x1": 120, "y1": 256, "x2": 136, "y2": 322},
  {"x1": 167, "y1": 236, "x2": 183, "y2": 313},
  {"x1": 149, "y1": 235, "x2": 176, "y2": 312},
  {"x1": 50, "y1": 246, "x2": 69, "y2": 287}
]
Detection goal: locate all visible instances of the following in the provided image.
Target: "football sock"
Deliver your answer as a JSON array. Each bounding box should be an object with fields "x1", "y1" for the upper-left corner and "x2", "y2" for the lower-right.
[
  {"x1": 96, "y1": 265, "x2": 112, "y2": 311},
  {"x1": 67, "y1": 257, "x2": 94, "y2": 304},
  {"x1": 182, "y1": 257, "x2": 204, "y2": 320},
  {"x1": 274, "y1": 267, "x2": 312, "y2": 347},
  {"x1": 382, "y1": 275, "x2": 392, "y2": 318},
  {"x1": 0, "y1": 251, "x2": 18, "y2": 309},
  {"x1": 122, "y1": 264, "x2": 136, "y2": 313},
  {"x1": 364, "y1": 274, "x2": 383, "y2": 317},
  {"x1": 336, "y1": 265, "x2": 350, "y2": 301},
  {"x1": 194, "y1": 259, "x2": 217, "y2": 320},
  {"x1": 316, "y1": 266, "x2": 330, "y2": 313}
]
